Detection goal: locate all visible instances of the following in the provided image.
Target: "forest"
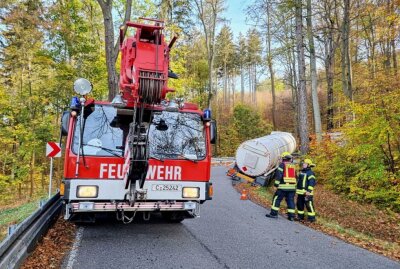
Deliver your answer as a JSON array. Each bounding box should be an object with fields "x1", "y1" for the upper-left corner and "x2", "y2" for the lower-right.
[{"x1": 0, "y1": 0, "x2": 399, "y2": 215}]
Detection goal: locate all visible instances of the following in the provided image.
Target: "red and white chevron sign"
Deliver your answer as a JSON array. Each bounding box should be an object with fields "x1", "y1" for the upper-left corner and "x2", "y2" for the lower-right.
[{"x1": 46, "y1": 142, "x2": 61, "y2": 158}]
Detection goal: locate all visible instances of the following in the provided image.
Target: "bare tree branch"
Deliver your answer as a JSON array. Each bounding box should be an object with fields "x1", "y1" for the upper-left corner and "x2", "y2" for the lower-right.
[{"x1": 113, "y1": 0, "x2": 132, "y2": 63}]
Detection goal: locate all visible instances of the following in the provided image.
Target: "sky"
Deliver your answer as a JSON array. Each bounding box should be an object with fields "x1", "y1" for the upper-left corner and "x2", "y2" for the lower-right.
[{"x1": 223, "y1": 0, "x2": 253, "y2": 38}]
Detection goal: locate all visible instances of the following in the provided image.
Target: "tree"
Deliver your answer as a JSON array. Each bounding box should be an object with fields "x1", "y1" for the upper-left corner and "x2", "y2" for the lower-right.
[
  {"x1": 264, "y1": 1, "x2": 277, "y2": 129},
  {"x1": 246, "y1": 28, "x2": 262, "y2": 104},
  {"x1": 96, "y1": 0, "x2": 132, "y2": 101},
  {"x1": 318, "y1": 0, "x2": 340, "y2": 131},
  {"x1": 215, "y1": 25, "x2": 235, "y2": 106},
  {"x1": 341, "y1": 0, "x2": 352, "y2": 101},
  {"x1": 306, "y1": 0, "x2": 322, "y2": 142},
  {"x1": 192, "y1": 0, "x2": 225, "y2": 107},
  {"x1": 217, "y1": 104, "x2": 272, "y2": 156},
  {"x1": 246, "y1": 0, "x2": 279, "y2": 125},
  {"x1": 295, "y1": 0, "x2": 309, "y2": 154},
  {"x1": 158, "y1": 0, "x2": 192, "y2": 32},
  {"x1": 236, "y1": 33, "x2": 247, "y2": 103},
  {"x1": 0, "y1": 0, "x2": 54, "y2": 198}
]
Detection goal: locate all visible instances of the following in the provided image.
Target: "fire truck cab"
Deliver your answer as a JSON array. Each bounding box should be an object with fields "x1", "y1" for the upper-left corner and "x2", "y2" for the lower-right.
[{"x1": 61, "y1": 99, "x2": 216, "y2": 223}]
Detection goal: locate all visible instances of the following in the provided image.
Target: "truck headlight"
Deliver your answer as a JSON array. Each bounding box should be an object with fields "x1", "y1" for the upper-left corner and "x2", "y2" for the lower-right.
[
  {"x1": 77, "y1": 186, "x2": 98, "y2": 198},
  {"x1": 182, "y1": 187, "x2": 200, "y2": 198}
]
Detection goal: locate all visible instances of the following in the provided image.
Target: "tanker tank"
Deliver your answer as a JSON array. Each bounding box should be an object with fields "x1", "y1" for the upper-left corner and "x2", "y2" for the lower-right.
[{"x1": 235, "y1": 132, "x2": 297, "y2": 177}]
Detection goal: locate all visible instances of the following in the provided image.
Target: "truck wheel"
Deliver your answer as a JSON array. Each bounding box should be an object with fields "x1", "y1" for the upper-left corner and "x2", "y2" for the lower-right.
[{"x1": 162, "y1": 212, "x2": 185, "y2": 223}]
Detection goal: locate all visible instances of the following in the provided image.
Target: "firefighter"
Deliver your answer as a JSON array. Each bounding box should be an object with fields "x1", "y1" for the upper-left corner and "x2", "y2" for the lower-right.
[
  {"x1": 296, "y1": 158, "x2": 316, "y2": 222},
  {"x1": 266, "y1": 152, "x2": 297, "y2": 221}
]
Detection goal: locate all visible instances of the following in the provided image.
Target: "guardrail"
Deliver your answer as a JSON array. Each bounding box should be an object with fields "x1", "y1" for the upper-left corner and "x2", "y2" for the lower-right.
[
  {"x1": 0, "y1": 193, "x2": 62, "y2": 269},
  {"x1": 211, "y1": 157, "x2": 235, "y2": 166}
]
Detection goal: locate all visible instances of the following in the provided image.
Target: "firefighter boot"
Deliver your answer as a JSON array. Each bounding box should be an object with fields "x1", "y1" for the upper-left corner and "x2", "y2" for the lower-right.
[{"x1": 265, "y1": 212, "x2": 278, "y2": 219}]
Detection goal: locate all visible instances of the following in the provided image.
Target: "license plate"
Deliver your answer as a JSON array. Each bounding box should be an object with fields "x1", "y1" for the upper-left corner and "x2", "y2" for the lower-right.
[
  {"x1": 79, "y1": 202, "x2": 94, "y2": 210},
  {"x1": 184, "y1": 202, "x2": 197, "y2": 210},
  {"x1": 152, "y1": 184, "x2": 182, "y2": 192}
]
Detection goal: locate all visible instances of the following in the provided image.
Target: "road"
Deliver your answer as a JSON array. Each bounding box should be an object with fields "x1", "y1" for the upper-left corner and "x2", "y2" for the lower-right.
[{"x1": 63, "y1": 166, "x2": 399, "y2": 269}]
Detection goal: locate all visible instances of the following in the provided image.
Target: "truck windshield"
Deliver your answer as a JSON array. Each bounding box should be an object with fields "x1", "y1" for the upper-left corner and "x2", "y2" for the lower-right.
[
  {"x1": 72, "y1": 105, "x2": 124, "y2": 157},
  {"x1": 149, "y1": 111, "x2": 206, "y2": 161}
]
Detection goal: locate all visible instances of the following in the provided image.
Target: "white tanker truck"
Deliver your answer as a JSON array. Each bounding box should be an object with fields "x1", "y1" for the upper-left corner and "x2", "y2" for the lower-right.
[{"x1": 228, "y1": 132, "x2": 297, "y2": 186}]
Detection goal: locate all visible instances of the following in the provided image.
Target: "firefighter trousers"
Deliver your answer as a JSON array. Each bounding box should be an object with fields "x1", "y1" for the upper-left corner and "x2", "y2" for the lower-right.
[
  {"x1": 296, "y1": 194, "x2": 316, "y2": 220},
  {"x1": 270, "y1": 190, "x2": 296, "y2": 218}
]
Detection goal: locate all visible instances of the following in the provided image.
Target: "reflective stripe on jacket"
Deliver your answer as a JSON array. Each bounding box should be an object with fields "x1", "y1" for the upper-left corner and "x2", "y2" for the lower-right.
[
  {"x1": 274, "y1": 162, "x2": 296, "y2": 191},
  {"x1": 296, "y1": 168, "x2": 316, "y2": 195}
]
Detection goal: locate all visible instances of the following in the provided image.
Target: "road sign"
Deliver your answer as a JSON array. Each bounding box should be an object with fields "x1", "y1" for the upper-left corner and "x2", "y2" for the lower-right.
[{"x1": 46, "y1": 142, "x2": 61, "y2": 158}]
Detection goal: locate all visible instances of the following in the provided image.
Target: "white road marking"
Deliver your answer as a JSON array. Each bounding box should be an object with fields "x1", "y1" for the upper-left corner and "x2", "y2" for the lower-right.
[{"x1": 65, "y1": 226, "x2": 84, "y2": 269}]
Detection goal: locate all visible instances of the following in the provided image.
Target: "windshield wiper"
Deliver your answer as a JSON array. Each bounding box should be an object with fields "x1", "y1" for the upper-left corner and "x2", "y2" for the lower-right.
[
  {"x1": 153, "y1": 152, "x2": 198, "y2": 163},
  {"x1": 153, "y1": 152, "x2": 177, "y2": 159},
  {"x1": 178, "y1": 154, "x2": 198, "y2": 163},
  {"x1": 150, "y1": 155, "x2": 164, "y2": 162},
  {"x1": 82, "y1": 144, "x2": 123, "y2": 157}
]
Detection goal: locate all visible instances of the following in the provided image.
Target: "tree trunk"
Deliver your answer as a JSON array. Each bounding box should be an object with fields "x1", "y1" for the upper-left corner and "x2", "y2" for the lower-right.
[
  {"x1": 240, "y1": 65, "x2": 244, "y2": 102},
  {"x1": 392, "y1": 38, "x2": 398, "y2": 76},
  {"x1": 29, "y1": 151, "x2": 35, "y2": 198},
  {"x1": 41, "y1": 167, "x2": 45, "y2": 191},
  {"x1": 290, "y1": 28, "x2": 299, "y2": 137},
  {"x1": 307, "y1": 0, "x2": 322, "y2": 142},
  {"x1": 208, "y1": 56, "x2": 214, "y2": 107},
  {"x1": 268, "y1": 57, "x2": 276, "y2": 129},
  {"x1": 254, "y1": 64, "x2": 257, "y2": 106},
  {"x1": 324, "y1": 0, "x2": 336, "y2": 131},
  {"x1": 341, "y1": 0, "x2": 352, "y2": 101},
  {"x1": 325, "y1": 40, "x2": 335, "y2": 131},
  {"x1": 18, "y1": 183, "x2": 21, "y2": 199},
  {"x1": 248, "y1": 66, "x2": 252, "y2": 104},
  {"x1": 97, "y1": 0, "x2": 132, "y2": 101},
  {"x1": 231, "y1": 74, "x2": 235, "y2": 106},
  {"x1": 390, "y1": 0, "x2": 398, "y2": 76},
  {"x1": 98, "y1": 0, "x2": 119, "y2": 101},
  {"x1": 295, "y1": 0, "x2": 309, "y2": 154},
  {"x1": 265, "y1": 1, "x2": 276, "y2": 129},
  {"x1": 223, "y1": 62, "x2": 227, "y2": 106}
]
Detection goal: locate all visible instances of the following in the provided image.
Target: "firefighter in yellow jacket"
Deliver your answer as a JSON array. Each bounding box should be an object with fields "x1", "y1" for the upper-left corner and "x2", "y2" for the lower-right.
[
  {"x1": 266, "y1": 152, "x2": 297, "y2": 221},
  {"x1": 296, "y1": 159, "x2": 316, "y2": 222}
]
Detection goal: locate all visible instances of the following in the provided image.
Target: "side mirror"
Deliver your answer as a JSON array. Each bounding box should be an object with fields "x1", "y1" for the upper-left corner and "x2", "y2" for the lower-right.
[
  {"x1": 210, "y1": 120, "x2": 217, "y2": 144},
  {"x1": 168, "y1": 70, "x2": 179, "y2": 79},
  {"x1": 61, "y1": 111, "x2": 70, "y2": 136}
]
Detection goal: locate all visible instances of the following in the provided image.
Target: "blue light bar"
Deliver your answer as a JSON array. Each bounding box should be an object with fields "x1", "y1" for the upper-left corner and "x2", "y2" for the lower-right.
[
  {"x1": 203, "y1": 108, "x2": 211, "y2": 121},
  {"x1": 70, "y1": 96, "x2": 80, "y2": 109}
]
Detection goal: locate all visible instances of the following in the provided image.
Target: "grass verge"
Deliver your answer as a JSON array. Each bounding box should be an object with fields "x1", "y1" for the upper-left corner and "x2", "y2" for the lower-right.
[
  {"x1": 234, "y1": 182, "x2": 400, "y2": 261},
  {"x1": 0, "y1": 200, "x2": 42, "y2": 241}
]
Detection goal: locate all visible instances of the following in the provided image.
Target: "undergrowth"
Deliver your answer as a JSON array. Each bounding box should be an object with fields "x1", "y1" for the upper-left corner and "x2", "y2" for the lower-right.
[{"x1": 0, "y1": 198, "x2": 46, "y2": 241}]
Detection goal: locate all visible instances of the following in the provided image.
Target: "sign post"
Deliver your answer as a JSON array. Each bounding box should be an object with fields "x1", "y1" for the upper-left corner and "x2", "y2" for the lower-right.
[
  {"x1": 46, "y1": 142, "x2": 61, "y2": 199},
  {"x1": 49, "y1": 157, "x2": 54, "y2": 199}
]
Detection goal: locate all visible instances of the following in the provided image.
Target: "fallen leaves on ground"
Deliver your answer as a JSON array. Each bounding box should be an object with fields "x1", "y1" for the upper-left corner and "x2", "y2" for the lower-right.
[
  {"x1": 21, "y1": 215, "x2": 77, "y2": 269},
  {"x1": 234, "y1": 182, "x2": 400, "y2": 261}
]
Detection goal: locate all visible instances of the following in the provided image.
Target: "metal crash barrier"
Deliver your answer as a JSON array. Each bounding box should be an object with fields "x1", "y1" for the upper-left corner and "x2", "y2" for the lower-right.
[{"x1": 0, "y1": 193, "x2": 62, "y2": 269}]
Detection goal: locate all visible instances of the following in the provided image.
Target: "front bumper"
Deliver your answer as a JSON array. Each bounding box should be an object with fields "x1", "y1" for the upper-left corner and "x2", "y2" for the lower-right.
[
  {"x1": 64, "y1": 200, "x2": 200, "y2": 220},
  {"x1": 63, "y1": 179, "x2": 212, "y2": 201},
  {"x1": 69, "y1": 201, "x2": 198, "y2": 212}
]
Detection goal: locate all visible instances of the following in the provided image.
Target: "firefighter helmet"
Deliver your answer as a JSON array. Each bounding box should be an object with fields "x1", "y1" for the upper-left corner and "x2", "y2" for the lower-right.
[
  {"x1": 304, "y1": 158, "x2": 316, "y2": 167},
  {"x1": 281, "y1": 151, "x2": 292, "y2": 160}
]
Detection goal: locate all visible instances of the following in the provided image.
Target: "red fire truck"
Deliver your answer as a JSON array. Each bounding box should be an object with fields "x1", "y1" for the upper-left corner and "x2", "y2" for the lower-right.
[{"x1": 59, "y1": 18, "x2": 216, "y2": 223}]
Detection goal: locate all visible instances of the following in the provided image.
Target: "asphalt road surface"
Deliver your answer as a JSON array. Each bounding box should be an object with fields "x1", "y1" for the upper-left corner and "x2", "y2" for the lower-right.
[{"x1": 63, "y1": 166, "x2": 399, "y2": 269}]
